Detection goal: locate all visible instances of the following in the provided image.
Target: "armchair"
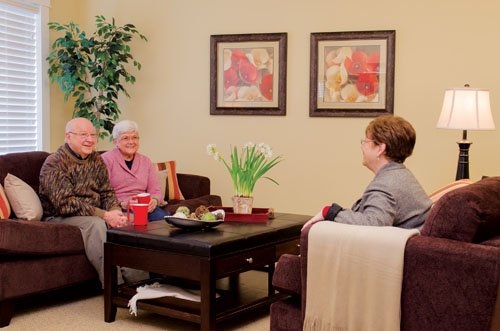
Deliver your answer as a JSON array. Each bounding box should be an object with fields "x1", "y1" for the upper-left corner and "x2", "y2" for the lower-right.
[{"x1": 271, "y1": 176, "x2": 500, "y2": 331}]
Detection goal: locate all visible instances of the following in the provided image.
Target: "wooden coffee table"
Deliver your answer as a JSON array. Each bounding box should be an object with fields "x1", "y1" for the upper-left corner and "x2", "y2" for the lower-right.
[{"x1": 103, "y1": 212, "x2": 309, "y2": 331}]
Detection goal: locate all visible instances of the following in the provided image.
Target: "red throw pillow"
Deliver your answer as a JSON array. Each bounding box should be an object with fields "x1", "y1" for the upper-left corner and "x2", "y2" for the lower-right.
[{"x1": 0, "y1": 184, "x2": 11, "y2": 219}]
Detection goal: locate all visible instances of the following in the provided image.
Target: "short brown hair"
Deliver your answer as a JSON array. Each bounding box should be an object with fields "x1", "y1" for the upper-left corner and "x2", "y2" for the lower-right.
[{"x1": 366, "y1": 115, "x2": 416, "y2": 163}]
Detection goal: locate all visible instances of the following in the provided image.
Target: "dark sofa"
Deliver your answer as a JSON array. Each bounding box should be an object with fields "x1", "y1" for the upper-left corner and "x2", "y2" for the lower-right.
[
  {"x1": 270, "y1": 176, "x2": 500, "y2": 331},
  {"x1": 0, "y1": 151, "x2": 221, "y2": 327}
]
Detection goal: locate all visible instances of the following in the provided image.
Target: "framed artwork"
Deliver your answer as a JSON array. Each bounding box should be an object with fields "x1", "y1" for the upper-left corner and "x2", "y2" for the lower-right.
[
  {"x1": 309, "y1": 30, "x2": 395, "y2": 117},
  {"x1": 210, "y1": 33, "x2": 287, "y2": 116}
]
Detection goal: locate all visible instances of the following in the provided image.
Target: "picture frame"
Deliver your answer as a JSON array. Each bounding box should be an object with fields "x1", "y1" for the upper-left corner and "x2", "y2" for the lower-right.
[
  {"x1": 210, "y1": 33, "x2": 287, "y2": 116},
  {"x1": 309, "y1": 30, "x2": 395, "y2": 117}
]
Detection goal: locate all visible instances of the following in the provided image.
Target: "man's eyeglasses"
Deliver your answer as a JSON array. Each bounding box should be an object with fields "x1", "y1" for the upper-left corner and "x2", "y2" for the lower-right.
[
  {"x1": 68, "y1": 132, "x2": 98, "y2": 140},
  {"x1": 119, "y1": 135, "x2": 140, "y2": 142}
]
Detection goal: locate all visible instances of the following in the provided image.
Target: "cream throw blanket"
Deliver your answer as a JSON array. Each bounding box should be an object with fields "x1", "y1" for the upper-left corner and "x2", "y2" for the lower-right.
[{"x1": 303, "y1": 222, "x2": 419, "y2": 331}]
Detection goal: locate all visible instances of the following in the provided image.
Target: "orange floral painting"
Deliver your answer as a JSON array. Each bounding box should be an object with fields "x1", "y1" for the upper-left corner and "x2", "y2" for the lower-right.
[
  {"x1": 323, "y1": 46, "x2": 381, "y2": 103},
  {"x1": 310, "y1": 30, "x2": 395, "y2": 117},
  {"x1": 222, "y1": 47, "x2": 275, "y2": 102},
  {"x1": 210, "y1": 33, "x2": 287, "y2": 116}
]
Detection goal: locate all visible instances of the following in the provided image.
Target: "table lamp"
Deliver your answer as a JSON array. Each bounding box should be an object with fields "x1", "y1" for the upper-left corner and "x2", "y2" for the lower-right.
[{"x1": 436, "y1": 84, "x2": 495, "y2": 180}]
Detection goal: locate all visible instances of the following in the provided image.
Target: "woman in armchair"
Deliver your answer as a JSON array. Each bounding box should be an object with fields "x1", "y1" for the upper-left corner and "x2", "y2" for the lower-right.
[{"x1": 303, "y1": 115, "x2": 432, "y2": 230}]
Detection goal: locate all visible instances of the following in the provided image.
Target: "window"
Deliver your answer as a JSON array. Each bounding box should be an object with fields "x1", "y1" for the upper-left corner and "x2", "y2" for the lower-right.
[{"x1": 0, "y1": 0, "x2": 50, "y2": 154}]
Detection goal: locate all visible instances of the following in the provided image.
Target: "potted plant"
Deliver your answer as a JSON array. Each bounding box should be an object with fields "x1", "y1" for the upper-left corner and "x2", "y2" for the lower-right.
[
  {"x1": 47, "y1": 15, "x2": 147, "y2": 139},
  {"x1": 207, "y1": 142, "x2": 283, "y2": 213}
]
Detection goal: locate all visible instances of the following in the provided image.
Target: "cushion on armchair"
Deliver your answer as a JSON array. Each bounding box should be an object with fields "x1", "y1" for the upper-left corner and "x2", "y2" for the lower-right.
[
  {"x1": 421, "y1": 176, "x2": 500, "y2": 243},
  {"x1": 428, "y1": 178, "x2": 475, "y2": 203}
]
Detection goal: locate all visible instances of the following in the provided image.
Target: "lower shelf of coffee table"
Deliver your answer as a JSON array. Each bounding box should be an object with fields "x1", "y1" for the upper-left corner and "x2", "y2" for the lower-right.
[{"x1": 112, "y1": 271, "x2": 286, "y2": 323}]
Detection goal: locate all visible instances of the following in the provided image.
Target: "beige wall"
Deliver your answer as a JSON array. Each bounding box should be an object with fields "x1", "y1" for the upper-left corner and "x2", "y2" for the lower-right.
[{"x1": 48, "y1": 0, "x2": 500, "y2": 215}]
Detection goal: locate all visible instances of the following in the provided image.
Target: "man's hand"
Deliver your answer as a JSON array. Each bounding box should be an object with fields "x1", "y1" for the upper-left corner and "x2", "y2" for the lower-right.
[{"x1": 104, "y1": 209, "x2": 128, "y2": 228}]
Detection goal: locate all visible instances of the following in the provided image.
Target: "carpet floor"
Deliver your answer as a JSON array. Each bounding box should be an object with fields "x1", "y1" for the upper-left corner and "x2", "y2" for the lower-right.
[{"x1": 6, "y1": 271, "x2": 271, "y2": 330}]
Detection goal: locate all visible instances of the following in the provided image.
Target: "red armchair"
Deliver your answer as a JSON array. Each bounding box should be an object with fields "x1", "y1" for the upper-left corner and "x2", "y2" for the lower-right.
[{"x1": 271, "y1": 177, "x2": 500, "y2": 331}]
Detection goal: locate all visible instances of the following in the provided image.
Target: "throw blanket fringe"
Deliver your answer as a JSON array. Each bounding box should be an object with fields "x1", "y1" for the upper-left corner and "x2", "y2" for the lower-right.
[{"x1": 303, "y1": 222, "x2": 419, "y2": 331}]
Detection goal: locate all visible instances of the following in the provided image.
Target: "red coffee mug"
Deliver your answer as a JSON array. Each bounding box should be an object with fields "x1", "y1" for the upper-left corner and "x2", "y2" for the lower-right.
[
  {"x1": 129, "y1": 203, "x2": 148, "y2": 226},
  {"x1": 136, "y1": 193, "x2": 151, "y2": 204}
]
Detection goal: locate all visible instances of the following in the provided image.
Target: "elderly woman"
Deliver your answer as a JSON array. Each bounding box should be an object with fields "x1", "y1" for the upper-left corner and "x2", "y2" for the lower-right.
[
  {"x1": 303, "y1": 115, "x2": 432, "y2": 230},
  {"x1": 101, "y1": 120, "x2": 169, "y2": 221}
]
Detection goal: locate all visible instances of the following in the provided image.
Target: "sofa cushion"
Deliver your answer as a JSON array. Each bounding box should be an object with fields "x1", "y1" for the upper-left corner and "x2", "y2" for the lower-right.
[
  {"x1": 0, "y1": 184, "x2": 11, "y2": 219},
  {"x1": 4, "y1": 174, "x2": 43, "y2": 221},
  {"x1": 0, "y1": 219, "x2": 85, "y2": 255},
  {"x1": 421, "y1": 176, "x2": 500, "y2": 243},
  {"x1": 156, "y1": 160, "x2": 185, "y2": 201}
]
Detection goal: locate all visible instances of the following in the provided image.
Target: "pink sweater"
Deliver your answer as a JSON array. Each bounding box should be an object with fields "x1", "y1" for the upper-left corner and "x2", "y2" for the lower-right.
[{"x1": 101, "y1": 148, "x2": 163, "y2": 205}]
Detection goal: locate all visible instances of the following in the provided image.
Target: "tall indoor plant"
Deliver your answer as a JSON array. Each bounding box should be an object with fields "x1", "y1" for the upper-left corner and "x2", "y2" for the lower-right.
[{"x1": 47, "y1": 15, "x2": 147, "y2": 139}]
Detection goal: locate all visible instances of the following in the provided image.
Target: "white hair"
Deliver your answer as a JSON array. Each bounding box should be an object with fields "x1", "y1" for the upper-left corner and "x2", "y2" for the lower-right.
[{"x1": 112, "y1": 120, "x2": 139, "y2": 139}]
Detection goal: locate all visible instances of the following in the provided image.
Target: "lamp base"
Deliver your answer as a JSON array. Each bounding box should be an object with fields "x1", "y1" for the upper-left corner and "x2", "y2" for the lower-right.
[{"x1": 455, "y1": 140, "x2": 471, "y2": 180}]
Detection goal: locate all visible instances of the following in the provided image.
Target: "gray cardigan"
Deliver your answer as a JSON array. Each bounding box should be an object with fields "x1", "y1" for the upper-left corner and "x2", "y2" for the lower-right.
[{"x1": 326, "y1": 162, "x2": 432, "y2": 229}]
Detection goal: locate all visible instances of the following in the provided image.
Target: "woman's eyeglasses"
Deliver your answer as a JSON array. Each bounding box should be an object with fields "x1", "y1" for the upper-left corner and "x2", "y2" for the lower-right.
[
  {"x1": 360, "y1": 138, "x2": 375, "y2": 145},
  {"x1": 119, "y1": 135, "x2": 140, "y2": 142}
]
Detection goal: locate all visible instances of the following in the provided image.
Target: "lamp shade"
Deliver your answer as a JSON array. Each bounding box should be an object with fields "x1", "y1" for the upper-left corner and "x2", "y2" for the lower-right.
[{"x1": 437, "y1": 87, "x2": 495, "y2": 130}]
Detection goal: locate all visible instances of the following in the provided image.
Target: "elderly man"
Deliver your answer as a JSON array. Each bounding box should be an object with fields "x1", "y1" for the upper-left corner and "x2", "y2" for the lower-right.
[{"x1": 39, "y1": 117, "x2": 148, "y2": 286}]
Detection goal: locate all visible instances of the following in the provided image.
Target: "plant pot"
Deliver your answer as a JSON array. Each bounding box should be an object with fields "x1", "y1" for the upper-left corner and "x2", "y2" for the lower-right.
[{"x1": 232, "y1": 196, "x2": 254, "y2": 214}]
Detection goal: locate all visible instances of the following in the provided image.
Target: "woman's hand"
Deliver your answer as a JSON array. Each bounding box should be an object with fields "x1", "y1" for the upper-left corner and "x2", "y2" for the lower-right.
[
  {"x1": 147, "y1": 198, "x2": 157, "y2": 212},
  {"x1": 301, "y1": 210, "x2": 325, "y2": 231}
]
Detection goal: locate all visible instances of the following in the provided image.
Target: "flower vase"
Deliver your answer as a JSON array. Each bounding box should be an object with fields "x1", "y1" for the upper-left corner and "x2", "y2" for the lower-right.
[{"x1": 232, "y1": 196, "x2": 254, "y2": 214}]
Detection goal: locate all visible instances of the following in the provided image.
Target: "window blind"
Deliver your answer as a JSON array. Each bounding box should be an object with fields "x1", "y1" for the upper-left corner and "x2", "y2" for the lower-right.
[{"x1": 0, "y1": 2, "x2": 39, "y2": 154}]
